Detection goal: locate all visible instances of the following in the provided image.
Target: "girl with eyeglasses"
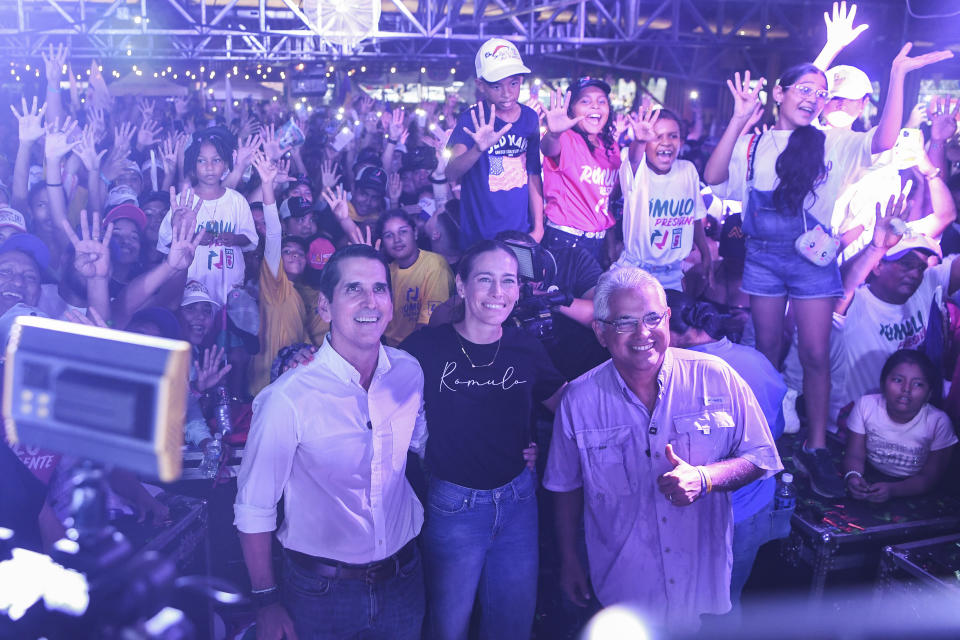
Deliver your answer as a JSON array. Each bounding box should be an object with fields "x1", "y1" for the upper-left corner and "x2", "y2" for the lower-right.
[
  {"x1": 540, "y1": 78, "x2": 622, "y2": 265},
  {"x1": 703, "y1": 45, "x2": 951, "y2": 498}
]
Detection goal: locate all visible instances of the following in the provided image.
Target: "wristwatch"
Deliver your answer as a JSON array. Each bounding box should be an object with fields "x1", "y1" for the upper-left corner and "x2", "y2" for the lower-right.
[{"x1": 922, "y1": 167, "x2": 942, "y2": 180}]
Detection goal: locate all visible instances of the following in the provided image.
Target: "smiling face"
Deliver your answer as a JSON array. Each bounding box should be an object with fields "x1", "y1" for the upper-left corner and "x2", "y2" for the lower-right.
[
  {"x1": 0, "y1": 251, "x2": 41, "y2": 314},
  {"x1": 109, "y1": 218, "x2": 142, "y2": 266},
  {"x1": 353, "y1": 187, "x2": 383, "y2": 217},
  {"x1": 882, "y1": 362, "x2": 932, "y2": 423},
  {"x1": 179, "y1": 301, "x2": 217, "y2": 346},
  {"x1": 284, "y1": 213, "x2": 317, "y2": 238},
  {"x1": 320, "y1": 257, "x2": 393, "y2": 355},
  {"x1": 572, "y1": 86, "x2": 610, "y2": 137},
  {"x1": 194, "y1": 142, "x2": 226, "y2": 187},
  {"x1": 644, "y1": 117, "x2": 682, "y2": 174},
  {"x1": 381, "y1": 216, "x2": 418, "y2": 267},
  {"x1": 774, "y1": 72, "x2": 828, "y2": 130},
  {"x1": 456, "y1": 248, "x2": 520, "y2": 329},
  {"x1": 594, "y1": 285, "x2": 670, "y2": 378}
]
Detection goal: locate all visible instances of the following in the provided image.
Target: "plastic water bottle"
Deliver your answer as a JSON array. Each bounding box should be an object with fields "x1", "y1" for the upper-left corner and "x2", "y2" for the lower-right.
[
  {"x1": 214, "y1": 385, "x2": 233, "y2": 435},
  {"x1": 775, "y1": 472, "x2": 797, "y2": 511},
  {"x1": 200, "y1": 433, "x2": 223, "y2": 479}
]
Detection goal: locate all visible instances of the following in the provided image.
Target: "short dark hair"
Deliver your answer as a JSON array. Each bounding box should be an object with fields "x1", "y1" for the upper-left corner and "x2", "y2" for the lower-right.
[
  {"x1": 281, "y1": 235, "x2": 309, "y2": 255},
  {"x1": 456, "y1": 239, "x2": 518, "y2": 281},
  {"x1": 666, "y1": 290, "x2": 723, "y2": 339},
  {"x1": 316, "y1": 244, "x2": 392, "y2": 304},
  {"x1": 880, "y1": 349, "x2": 942, "y2": 406}
]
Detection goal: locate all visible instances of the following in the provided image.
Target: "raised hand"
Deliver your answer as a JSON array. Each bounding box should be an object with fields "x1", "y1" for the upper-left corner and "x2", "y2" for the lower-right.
[
  {"x1": 465, "y1": 103, "x2": 512, "y2": 153},
  {"x1": 136, "y1": 120, "x2": 162, "y2": 149},
  {"x1": 136, "y1": 98, "x2": 156, "y2": 122},
  {"x1": 10, "y1": 97, "x2": 47, "y2": 143},
  {"x1": 727, "y1": 70, "x2": 766, "y2": 120},
  {"x1": 627, "y1": 107, "x2": 661, "y2": 144},
  {"x1": 386, "y1": 108, "x2": 406, "y2": 141},
  {"x1": 823, "y1": 2, "x2": 869, "y2": 52},
  {"x1": 387, "y1": 172, "x2": 402, "y2": 203},
  {"x1": 612, "y1": 113, "x2": 629, "y2": 142},
  {"x1": 321, "y1": 185, "x2": 350, "y2": 221},
  {"x1": 357, "y1": 94, "x2": 375, "y2": 115},
  {"x1": 194, "y1": 345, "x2": 233, "y2": 393},
  {"x1": 113, "y1": 121, "x2": 136, "y2": 154},
  {"x1": 260, "y1": 123, "x2": 282, "y2": 161},
  {"x1": 169, "y1": 185, "x2": 204, "y2": 232},
  {"x1": 892, "y1": 43, "x2": 954, "y2": 77},
  {"x1": 545, "y1": 88, "x2": 584, "y2": 135},
  {"x1": 738, "y1": 102, "x2": 766, "y2": 137},
  {"x1": 44, "y1": 116, "x2": 80, "y2": 160},
  {"x1": 250, "y1": 151, "x2": 278, "y2": 185},
  {"x1": 62, "y1": 209, "x2": 112, "y2": 280},
  {"x1": 320, "y1": 159, "x2": 341, "y2": 189},
  {"x1": 928, "y1": 96, "x2": 959, "y2": 143},
  {"x1": 73, "y1": 125, "x2": 107, "y2": 171},
  {"x1": 166, "y1": 216, "x2": 204, "y2": 272},
  {"x1": 87, "y1": 105, "x2": 106, "y2": 142},
  {"x1": 871, "y1": 190, "x2": 910, "y2": 250},
  {"x1": 274, "y1": 157, "x2": 293, "y2": 187},
  {"x1": 235, "y1": 134, "x2": 262, "y2": 168},
  {"x1": 41, "y1": 43, "x2": 67, "y2": 86},
  {"x1": 159, "y1": 135, "x2": 179, "y2": 173}
]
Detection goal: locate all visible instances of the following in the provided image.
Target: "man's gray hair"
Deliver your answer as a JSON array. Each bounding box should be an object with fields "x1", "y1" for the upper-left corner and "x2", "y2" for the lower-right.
[{"x1": 593, "y1": 267, "x2": 667, "y2": 321}]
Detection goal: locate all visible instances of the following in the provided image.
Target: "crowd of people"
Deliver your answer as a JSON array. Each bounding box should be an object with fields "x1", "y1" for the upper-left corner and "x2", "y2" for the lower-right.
[{"x1": 3, "y1": 1, "x2": 960, "y2": 637}]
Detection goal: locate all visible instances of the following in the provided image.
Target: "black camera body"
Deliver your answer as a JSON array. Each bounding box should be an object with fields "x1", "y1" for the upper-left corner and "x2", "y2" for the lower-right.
[{"x1": 501, "y1": 239, "x2": 573, "y2": 343}]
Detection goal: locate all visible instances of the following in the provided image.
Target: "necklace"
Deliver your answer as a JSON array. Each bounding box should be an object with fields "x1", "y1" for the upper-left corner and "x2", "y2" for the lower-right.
[{"x1": 456, "y1": 331, "x2": 501, "y2": 368}]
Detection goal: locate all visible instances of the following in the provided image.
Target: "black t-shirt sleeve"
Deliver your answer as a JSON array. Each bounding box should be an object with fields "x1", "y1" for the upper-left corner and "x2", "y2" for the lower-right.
[
  {"x1": 524, "y1": 331, "x2": 566, "y2": 403},
  {"x1": 554, "y1": 247, "x2": 602, "y2": 298}
]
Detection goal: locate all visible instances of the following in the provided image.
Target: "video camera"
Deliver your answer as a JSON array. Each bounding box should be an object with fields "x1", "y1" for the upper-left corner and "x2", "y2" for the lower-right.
[
  {"x1": 1, "y1": 317, "x2": 239, "y2": 639},
  {"x1": 501, "y1": 239, "x2": 573, "y2": 343}
]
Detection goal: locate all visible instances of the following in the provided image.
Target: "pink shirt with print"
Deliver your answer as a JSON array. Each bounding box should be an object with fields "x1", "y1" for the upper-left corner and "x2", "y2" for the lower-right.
[{"x1": 543, "y1": 130, "x2": 621, "y2": 233}]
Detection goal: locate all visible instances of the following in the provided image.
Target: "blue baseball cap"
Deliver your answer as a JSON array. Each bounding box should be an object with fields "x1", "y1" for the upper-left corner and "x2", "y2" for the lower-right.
[{"x1": 0, "y1": 233, "x2": 57, "y2": 283}]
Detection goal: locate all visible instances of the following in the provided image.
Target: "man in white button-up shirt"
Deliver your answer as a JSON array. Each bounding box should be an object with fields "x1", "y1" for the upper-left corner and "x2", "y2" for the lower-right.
[{"x1": 235, "y1": 244, "x2": 428, "y2": 640}]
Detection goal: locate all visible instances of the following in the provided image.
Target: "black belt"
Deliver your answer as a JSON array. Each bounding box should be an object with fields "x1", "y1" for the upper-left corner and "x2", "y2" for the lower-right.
[{"x1": 286, "y1": 539, "x2": 417, "y2": 583}]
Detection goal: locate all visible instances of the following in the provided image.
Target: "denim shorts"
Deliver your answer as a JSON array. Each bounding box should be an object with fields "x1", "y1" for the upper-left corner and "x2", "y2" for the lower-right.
[
  {"x1": 741, "y1": 187, "x2": 842, "y2": 299},
  {"x1": 741, "y1": 238, "x2": 843, "y2": 299}
]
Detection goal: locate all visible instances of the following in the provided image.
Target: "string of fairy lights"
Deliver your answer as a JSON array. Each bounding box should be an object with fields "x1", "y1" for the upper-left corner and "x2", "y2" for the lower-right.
[{"x1": 4, "y1": 58, "x2": 464, "y2": 86}]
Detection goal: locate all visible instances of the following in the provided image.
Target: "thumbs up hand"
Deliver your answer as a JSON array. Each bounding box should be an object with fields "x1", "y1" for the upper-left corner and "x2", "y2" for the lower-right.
[{"x1": 657, "y1": 444, "x2": 704, "y2": 506}]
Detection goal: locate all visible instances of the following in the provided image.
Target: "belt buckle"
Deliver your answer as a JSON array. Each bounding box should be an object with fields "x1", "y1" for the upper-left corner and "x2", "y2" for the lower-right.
[{"x1": 364, "y1": 557, "x2": 397, "y2": 583}]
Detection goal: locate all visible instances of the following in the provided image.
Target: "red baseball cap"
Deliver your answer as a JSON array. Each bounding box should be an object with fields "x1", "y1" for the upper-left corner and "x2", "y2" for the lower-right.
[{"x1": 104, "y1": 204, "x2": 148, "y2": 232}]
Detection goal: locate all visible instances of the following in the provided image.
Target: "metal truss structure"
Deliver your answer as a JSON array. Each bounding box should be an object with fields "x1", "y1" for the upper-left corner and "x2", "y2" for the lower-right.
[{"x1": 0, "y1": 0, "x2": 951, "y2": 84}]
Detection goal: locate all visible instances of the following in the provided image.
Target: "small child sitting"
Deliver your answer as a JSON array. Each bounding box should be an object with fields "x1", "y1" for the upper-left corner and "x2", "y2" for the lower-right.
[{"x1": 843, "y1": 349, "x2": 957, "y2": 502}]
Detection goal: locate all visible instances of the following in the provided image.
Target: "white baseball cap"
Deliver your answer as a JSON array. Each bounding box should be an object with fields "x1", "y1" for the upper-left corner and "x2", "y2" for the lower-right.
[
  {"x1": 0, "y1": 207, "x2": 27, "y2": 233},
  {"x1": 884, "y1": 232, "x2": 942, "y2": 261},
  {"x1": 181, "y1": 280, "x2": 221, "y2": 308},
  {"x1": 827, "y1": 65, "x2": 873, "y2": 101},
  {"x1": 475, "y1": 38, "x2": 531, "y2": 83}
]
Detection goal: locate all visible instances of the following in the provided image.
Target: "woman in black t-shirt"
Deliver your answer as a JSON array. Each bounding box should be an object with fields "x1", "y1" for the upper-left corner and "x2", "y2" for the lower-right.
[{"x1": 401, "y1": 240, "x2": 565, "y2": 640}]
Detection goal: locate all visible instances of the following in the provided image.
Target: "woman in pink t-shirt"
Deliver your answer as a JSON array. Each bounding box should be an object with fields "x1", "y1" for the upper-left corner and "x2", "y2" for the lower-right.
[{"x1": 541, "y1": 78, "x2": 622, "y2": 264}]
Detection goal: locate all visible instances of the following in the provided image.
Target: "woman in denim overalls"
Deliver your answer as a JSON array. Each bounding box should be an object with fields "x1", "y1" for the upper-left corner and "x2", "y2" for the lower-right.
[{"x1": 703, "y1": 52, "x2": 940, "y2": 497}]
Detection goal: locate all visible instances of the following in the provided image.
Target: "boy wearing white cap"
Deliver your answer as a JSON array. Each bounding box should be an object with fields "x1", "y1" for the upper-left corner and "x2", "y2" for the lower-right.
[
  {"x1": 821, "y1": 65, "x2": 874, "y2": 130},
  {"x1": 445, "y1": 38, "x2": 544, "y2": 249}
]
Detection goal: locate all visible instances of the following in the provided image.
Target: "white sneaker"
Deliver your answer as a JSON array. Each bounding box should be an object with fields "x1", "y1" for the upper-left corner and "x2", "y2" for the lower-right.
[{"x1": 782, "y1": 388, "x2": 800, "y2": 434}]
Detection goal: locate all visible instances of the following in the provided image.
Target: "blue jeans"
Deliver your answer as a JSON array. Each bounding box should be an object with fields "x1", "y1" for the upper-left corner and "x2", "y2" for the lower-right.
[
  {"x1": 542, "y1": 226, "x2": 605, "y2": 266},
  {"x1": 282, "y1": 546, "x2": 425, "y2": 640},
  {"x1": 727, "y1": 498, "x2": 793, "y2": 623},
  {"x1": 423, "y1": 469, "x2": 539, "y2": 640},
  {"x1": 741, "y1": 187, "x2": 842, "y2": 299}
]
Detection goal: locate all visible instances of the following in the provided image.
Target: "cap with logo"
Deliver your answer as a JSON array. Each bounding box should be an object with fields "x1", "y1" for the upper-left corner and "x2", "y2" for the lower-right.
[
  {"x1": 279, "y1": 196, "x2": 314, "y2": 221},
  {"x1": 181, "y1": 280, "x2": 221, "y2": 308},
  {"x1": 475, "y1": 38, "x2": 531, "y2": 83},
  {"x1": 355, "y1": 166, "x2": 388, "y2": 195},
  {"x1": 883, "y1": 232, "x2": 942, "y2": 262},
  {"x1": 308, "y1": 236, "x2": 336, "y2": 271},
  {"x1": 827, "y1": 65, "x2": 873, "y2": 101},
  {"x1": 105, "y1": 185, "x2": 139, "y2": 209},
  {"x1": 0, "y1": 207, "x2": 28, "y2": 233}
]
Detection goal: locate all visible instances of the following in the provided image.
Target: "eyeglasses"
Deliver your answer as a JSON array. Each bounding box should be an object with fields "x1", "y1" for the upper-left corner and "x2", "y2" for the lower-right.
[
  {"x1": 783, "y1": 84, "x2": 829, "y2": 101},
  {"x1": 598, "y1": 311, "x2": 668, "y2": 333}
]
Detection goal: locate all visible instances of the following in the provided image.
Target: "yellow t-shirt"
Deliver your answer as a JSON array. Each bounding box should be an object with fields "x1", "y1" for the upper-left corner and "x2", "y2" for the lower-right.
[
  {"x1": 295, "y1": 281, "x2": 330, "y2": 346},
  {"x1": 250, "y1": 260, "x2": 307, "y2": 395},
  {"x1": 385, "y1": 250, "x2": 454, "y2": 346}
]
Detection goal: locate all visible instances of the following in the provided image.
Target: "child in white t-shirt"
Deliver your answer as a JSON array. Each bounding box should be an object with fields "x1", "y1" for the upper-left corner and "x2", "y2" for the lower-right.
[{"x1": 843, "y1": 349, "x2": 957, "y2": 502}]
